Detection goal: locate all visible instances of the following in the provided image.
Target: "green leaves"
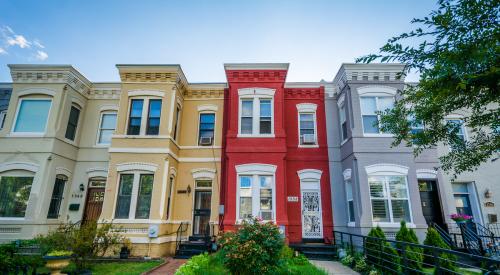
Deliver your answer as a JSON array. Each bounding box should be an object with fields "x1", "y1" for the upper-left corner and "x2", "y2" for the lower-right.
[{"x1": 358, "y1": 0, "x2": 499, "y2": 176}]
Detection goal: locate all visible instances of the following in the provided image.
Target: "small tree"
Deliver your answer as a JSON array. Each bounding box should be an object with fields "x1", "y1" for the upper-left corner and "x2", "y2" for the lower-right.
[
  {"x1": 364, "y1": 226, "x2": 400, "y2": 274},
  {"x1": 395, "y1": 221, "x2": 423, "y2": 274},
  {"x1": 423, "y1": 228, "x2": 457, "y2": 274}
]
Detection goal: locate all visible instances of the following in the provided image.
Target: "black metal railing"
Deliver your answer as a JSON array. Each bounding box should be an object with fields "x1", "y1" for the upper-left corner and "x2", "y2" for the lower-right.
[
  {"x1": 334, "y1": 230, "x2": 500, "y2": 274},
  {"x1": 175, "y1": 222, "x2": 188, "y2": 254},
  {"x1": 430, "y1": 222, "x2": 455, "y2": 249},
  {"x1": 445, "y1": 222, "x2": 500, "y2": 256},
  {"x1": 489, "y1": 223, "x2": 500, "y2": 237}
]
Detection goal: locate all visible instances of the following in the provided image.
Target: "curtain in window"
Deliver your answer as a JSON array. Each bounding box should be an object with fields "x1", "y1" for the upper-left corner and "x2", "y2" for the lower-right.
[
  {"x1": 0, "y1": 176, "x2": 33, "y2": 217},
  {"x1": 14, "y1": 100, "x2": 51, "y2": 132}
]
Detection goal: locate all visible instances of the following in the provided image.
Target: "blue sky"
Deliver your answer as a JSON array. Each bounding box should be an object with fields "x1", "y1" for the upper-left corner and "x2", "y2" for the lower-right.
[{"x1": 0, "y1": 0, "x2": 437, "y2": 83}]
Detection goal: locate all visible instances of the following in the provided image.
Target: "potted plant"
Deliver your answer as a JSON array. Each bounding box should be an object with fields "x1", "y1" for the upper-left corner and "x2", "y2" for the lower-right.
[
  {"x1": 451, "y1": 213, "x2": 472, "y2": 224},
  {"x1": 43, "y1": 250, "x2": 72, "y2": 275},
  {"x1": 119, "y1": 239, "x2": 131, "y2": 259}
]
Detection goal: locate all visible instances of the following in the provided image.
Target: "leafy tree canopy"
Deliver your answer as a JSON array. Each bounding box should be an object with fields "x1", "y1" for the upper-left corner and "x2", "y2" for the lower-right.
[{"x1": 357, "y1": 0, "x2": 499, "y2": 176}]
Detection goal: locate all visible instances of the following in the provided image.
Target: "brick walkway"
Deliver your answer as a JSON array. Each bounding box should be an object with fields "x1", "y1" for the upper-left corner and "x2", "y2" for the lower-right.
[{"x1": 144, "y1": 258, "x2": 187, "y2": 275}]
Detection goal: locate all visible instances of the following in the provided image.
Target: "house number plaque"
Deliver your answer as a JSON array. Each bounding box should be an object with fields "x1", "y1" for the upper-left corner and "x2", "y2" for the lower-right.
[{"x1": 287, "y1": 196, "x2": 299, "y2": 202}]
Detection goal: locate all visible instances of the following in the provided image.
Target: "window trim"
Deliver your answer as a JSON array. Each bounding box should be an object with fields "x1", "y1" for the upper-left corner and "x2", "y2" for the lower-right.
[
  {"x1": 0, "y1": 110, "x2": 6, "y2": 129},
  {"x1": 237, "y1": 88, "x2": 275, "y2": 138},
  {"x1": 445, "y1": 118, "x2": 468, "y2": 151},
  {"x1": 64, "y1": 104, "x2": 81, "y2": 142},
  {"x1": 145, "y1": 99, "x2": 162, "y2": 135},
  {"x1": 0, "y1": 172, "x2": 35, "y2": 220},
  {"x1": 113, "y1": 171, "x2": 155, "y2": 220},
  {"x1": 126, "y1": 97, "x2": 162, "y2": 137},
  {"x1": 197, "y1": 112, "x2": 216, "y2": 146},
  {"x1": 360, "y1": 96, "x2": 395, "y2": 137},
  {"x1": 11, "y1": 98, "x2": 53, "y2": 136},
  {"x1": 96, "y1": 111, "x2": 117, "y2": 146},
  {"x1": 296, "y1": 103, "x2": 318, "y2": 148}
]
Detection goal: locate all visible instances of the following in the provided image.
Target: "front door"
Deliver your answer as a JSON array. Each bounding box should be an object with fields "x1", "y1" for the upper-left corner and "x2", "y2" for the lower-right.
[
  {"x1": 193, "y1": 190, "x2": 211, "y2": 236},
  {"x1": 418, "y1": 180, "x2": 444, "y2": 227},
  {"x1": 82, "y1": 188, "x2": 105, "y2": 224},
  {"x1": 301, "y1": 190, "x2": 323, "y2": 239}
]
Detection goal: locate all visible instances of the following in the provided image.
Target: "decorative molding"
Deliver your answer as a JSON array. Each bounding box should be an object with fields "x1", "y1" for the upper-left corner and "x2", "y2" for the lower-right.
[
  {"x1": 183, "y1": 89, "x2": 224, "y2": 99},
  {"x1": 357, "y1": 85, "x2": 398, "y2": 96},
  {"x1": 191, "y1": 168, "x2": 216, "y2": 179},
  {"x1": 226, "y1": 70, "x2": 287, "y2": 83},
  {"x1": 17, "y1": 88, "x2": 56, "y2": 97},
  {"x1": 235, "y1": 163, "x2": 277, "y2": 174},
  {"x1": 0, "y1": 162, "x2": 39, "y2": 173},
  {"x1": 296, "y1": 103, "x2": 317, "y2": 113},
  {"x1": 71, "y1": 96, "x2": 85, "y2": 108},
  {"x1": 55, "y1": 167, "x2": 72, "y2": 177},
  {"x1": 343, "y1": 169, "x2": 352, "y2": 181},
  {"x1": 285, "y1": 88, "x2": 323, "y2": 99},
  {"x1": 365, "y1": 163, "x2": 409, "y2": 176},
  {"x1": 238, "y1": 88, "x2": 275, "y2": 97},
  {"x1": 337, "y1": 93, "x2": 346, "y2": 107},
  {"x1": 116, "y1": 162, "x2": 158, "y2": 173},
  {"x1": 86, "y1": 167, "x2": 108, "y2": 179},
  {"x1": 416, "y1": 169, "x2": 438, "y2": 179},
  {"x1": 197, "y1": 104, "x2": 218, "y2": 112},
  {"x1": 128, "y1": 90, "x2": 165, "y2": 97},
  {"x1": 88, "y1": 88, "x2": 121, "y2": 100},
  {"x1": 297, "y1": 169, "x2": 323, "y2": 181},
  {"x1": 169, "y1": 167, "x2": 177, "y2": 177},
  {"x1": 178, "y1": 157, "x2": 221, "y2": 163},
  {"x1": 99, "y1": 104, "x2": 119, "y2": 112}
]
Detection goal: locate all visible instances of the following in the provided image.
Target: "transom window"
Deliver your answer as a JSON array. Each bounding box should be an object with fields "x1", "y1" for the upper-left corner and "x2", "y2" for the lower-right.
[
  {"x1": 238, "y1": 175, "x2": 274, "y2": 221},
  {"x1": 13, "y1": 99, "x2": 52, "y2": 133},
  {"x1": 115, "y1": 173, "x2": 154, "y2": 219},
  {"x1": 369, "y1": 175, "x2": 411, "y2": 223},
  {"x1": 238, "y1": 88, "x2": 274, "y2": 137},
  {"x1": 198, "y1": 113, "x2": 215, "y2": 146},
  {"x1": 360, "y1": 96, "x2": 394, "y2": 134},
  {"x1": 127, "y1": 98, "x2": 162, "y2": 136},
  {"x1": 97, "y1": 112, "x2": 117, "y2": 145},
  {"x1": 0, "y1": 174, "x2": 34, "y2": 218},
  {"x1": 65, "y1": 105, "x2": 81, "y2": 141}
]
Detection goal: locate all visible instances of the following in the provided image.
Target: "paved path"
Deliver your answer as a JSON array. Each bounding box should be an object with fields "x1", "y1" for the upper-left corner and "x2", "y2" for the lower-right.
[
  {"x1": 310, "y1": 260, "x2": 359, "y2": 275},
  {"x1": 144, "y1": 257, "x2": 187, "y2": 275}
]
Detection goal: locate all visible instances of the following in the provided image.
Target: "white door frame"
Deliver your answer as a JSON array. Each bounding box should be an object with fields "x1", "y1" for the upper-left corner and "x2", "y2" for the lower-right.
[{"x1": 298, "y1": 169, "x2": 324, "y2": 239}]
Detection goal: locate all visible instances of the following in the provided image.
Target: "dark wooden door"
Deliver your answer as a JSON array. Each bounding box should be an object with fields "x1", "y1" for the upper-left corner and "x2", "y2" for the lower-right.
[
  {"x1": 82, "y1": 188, "x2": 105, "y2": 224},
  {"x1": 193, "y1": 191, "x2": 211, "y2": 236},
  {"x1": 418, "y1": 180, "x2": 444, "y2": 227}
]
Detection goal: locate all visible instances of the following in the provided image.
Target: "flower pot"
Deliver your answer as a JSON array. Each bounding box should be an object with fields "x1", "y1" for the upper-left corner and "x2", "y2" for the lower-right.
[
  {"x1": 43, "y1": 256, "x2": 71, "y2": 275},
  {"x1": 120, "y1": 247, "x2": 130, "y2": 259}
]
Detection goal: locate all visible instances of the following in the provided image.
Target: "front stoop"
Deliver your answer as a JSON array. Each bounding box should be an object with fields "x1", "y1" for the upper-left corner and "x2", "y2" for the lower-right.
[
  {"x1": 174, "y1": 236, "x2": 211, "y2": 259},
  {"x1": 289, "y1": 242, "x2": 337, "y2": 261}
]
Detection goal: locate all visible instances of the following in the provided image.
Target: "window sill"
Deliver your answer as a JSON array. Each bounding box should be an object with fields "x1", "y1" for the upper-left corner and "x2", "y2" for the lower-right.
[
  {"x1": 0, "y1": 217, "x2": 26, "y2": 221},
  {"x1": 347, "y1": 222, "x2": 355, "y2": 227},
  {"x1": 113, "y1": 134, "x2": 170, "y2": 139},
  {"x1": 362, "y1": 133, "x2": 394, "y2": 138},
  {"x1": 8, "y1": 132, "x2": 45, "y2": 137},
  {"x1": 372, "y1": 222, "x2": 415, "y2": 228},
  {"x1": 94, "y1": 143, "x2": 111, "y2": 148},
  {"x1": 237, "y1": 134, "x2": 275, "y2": 138},
  {"x1": 298, "y1": 144, "x2": 319, "y2": 148}
]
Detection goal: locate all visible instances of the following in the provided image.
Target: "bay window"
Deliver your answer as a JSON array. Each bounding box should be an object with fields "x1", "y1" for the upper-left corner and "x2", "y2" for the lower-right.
[
  {"x1": 238, "y1": 88, "x2": 275, "y2": 137},
  {"x1": 369, "y1": 175, "x2": 411, "y2": 223},
  {"x1": 135, "y1": 174, "x2": 153, "y2": 219},
  {"x1": 146, "y1": 100, "x2": 162, "y2": 135},
  {"x1": 237, "y1": 174, "x2": 275, "y2": 221},
  {"x1": 127, "y1": 99, "x2": 143, "y2": 135},
  {"x1": 127, "y1": 98, "x2": 162, "y2": 136},
  {"x1": 47, "y1": 176, "x2": 66, "y2": 219},
  {"x1": 0, "y1": 175, "x2": 33, "y2": 218},
  {"x1": 13, "y1": 99, "x2": 52, "y2": 133},
  {"x1": 360, "y1": 96, "x2": 394, "y2": 134},
  {"x1": 115, "y1": 172, "x2": 154, "y2": 219}
]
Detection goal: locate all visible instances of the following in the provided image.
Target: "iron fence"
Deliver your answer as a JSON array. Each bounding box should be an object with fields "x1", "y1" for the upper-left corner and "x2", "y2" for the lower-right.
[{"x1": 334, "y1": 230, "x2": 500, "y2": 274}]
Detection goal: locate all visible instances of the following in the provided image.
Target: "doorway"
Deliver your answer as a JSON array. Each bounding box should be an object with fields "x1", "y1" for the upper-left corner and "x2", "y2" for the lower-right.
[
  {"x1": 418, "y1": 180, "x2": 444, "y2": 227},
  {"x1": 193, "y1": 190, "x2": 211, "y2": 236},
  {"x1": 301, "y1": 189, "x2": 323, "y2": 239},
  {"x1": 82, "y1": 178, "x2": 106, "y2": 224}
]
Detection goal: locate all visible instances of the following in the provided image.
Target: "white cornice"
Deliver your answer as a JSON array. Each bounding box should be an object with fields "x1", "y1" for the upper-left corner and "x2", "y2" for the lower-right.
[
  {"x1": 116, "y1": 162, "x2": 158, "y2": 172},
  {"x1": 297, "y1": 169, "x2": 323, "y2": 181},
  {"x1": 191, "y1": 168, "x2": 216, "y2": 179}
]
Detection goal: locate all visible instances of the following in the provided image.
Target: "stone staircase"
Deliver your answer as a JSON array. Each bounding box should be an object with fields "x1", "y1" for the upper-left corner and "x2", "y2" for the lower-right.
[
  {"x1": 290, "y1": 239, "x2": 336, "y2": 261},
  {"x1": 174, "y1": 235, "x2": 211, "y2": 259}
]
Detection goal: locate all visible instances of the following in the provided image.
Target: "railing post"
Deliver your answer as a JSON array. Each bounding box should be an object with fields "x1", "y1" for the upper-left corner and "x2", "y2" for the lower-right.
[
  {"x1": 350, "y1": 234, "x2": 354, "y2": 254},
  {"x1": 378, "y1": 237, "x2": 383, "y2": 266},
  {"x1": 362, "y1": 236, "x2": 366, "y2": 258},
  {"x1": 340, "y1": 232, "x2": 344, "y2": 248},
  {"x1": 402, "y1": 242, "x2": 408, "y2": 274},
  {"x1": 433, "y1": 246, "x2": 441, "y2": 275}
]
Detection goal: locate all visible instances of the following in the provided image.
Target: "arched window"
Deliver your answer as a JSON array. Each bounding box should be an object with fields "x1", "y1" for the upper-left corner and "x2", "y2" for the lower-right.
[{"x1": 0, "y1": 162, "x2": 38, "y2": 218}]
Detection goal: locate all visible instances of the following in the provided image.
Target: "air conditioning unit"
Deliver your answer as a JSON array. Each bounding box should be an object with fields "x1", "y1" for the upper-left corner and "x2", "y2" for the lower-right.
[
  {"x1": 199, "y1": 136, "x2": 213, "y2": 145},
  {"x1": 302, "y1": 134, "x2": 316, "y2": 144}
]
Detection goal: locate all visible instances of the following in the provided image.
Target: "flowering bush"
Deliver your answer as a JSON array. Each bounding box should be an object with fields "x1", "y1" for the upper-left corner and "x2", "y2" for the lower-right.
[
  {"x1": 450, "y1": 213, "x2": 472, "y2": 222},
  {"x1": 218, "y1": 217, "x2": 284, "y2": 274}
]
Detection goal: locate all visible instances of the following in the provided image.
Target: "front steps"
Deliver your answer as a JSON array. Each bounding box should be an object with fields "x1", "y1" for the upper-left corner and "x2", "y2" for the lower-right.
[
  {"x1": 290, "y1": 241, "x2": 336, "y2": 261},
  {"x1": 174, "y1": 236, "x2": 211, "y2": 259}
]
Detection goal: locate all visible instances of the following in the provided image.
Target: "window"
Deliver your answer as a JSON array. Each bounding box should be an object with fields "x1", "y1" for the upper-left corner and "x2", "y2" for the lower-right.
[
  {"x1": 360, "y1": 96, "x2": 394, "y2": 134},
  {"x1": 47, "y1": 176, "x2": 66, "y2": 218},
  {"x1": 238, "y1": 175, "x2": 274, "y2": 221},
  {"x1": 299, "y1": 113, "x2": 316, "y2": 145},
  {"x1": 240, "y1": 100, "x2": 253, "y2": 134},
  {"x1": 146, "y1": 100, "x2": 161, "y2": 135},
  {"x1": 97, "y1": 112, "x2": 117, "y2": 145},
  {"x1": 115, "y1": 173, "x2": 154, "y2": 219},
  {"x1": 447, "y1": 119, "x2": 466, "y2": 150},
  {"x1": 339, "y1": 104, "x2": 348, "y2": 141},
  {"x1": 409, "y1": 114, "x2": 424, "y2": 134},
  {"x1": 346, "y1": 179, "x2": 355, "y2": 223},
  {"x1": 369, "y1": 175, "x2": 411, "y2": 223},
  {"x1": 0, "y1": 110, "x2": 6, "y2": 129},
  {"x1": 259, "y1": 100, "x2": 272, "y2": 134},
  {"x1": 166, "y1": 176, "x2": 174, "y2": 219},
  {"x1": 198, "y1": 113, "x2": 215, "y2": 146},
  {"x1": 0, "y1": 176, "x2": 33, "y2": 218},
  {"x1": 135, "y1": 174, "x2": 153, "y2": 219},
  {"x1": 173, "y1": 106, "x2": 180, "y2": 140},
  {"x1": 13, "y1": 99, "x2": 51, "y2": 133},
  {"x1": 127, "y1": 99, "x2": 143, "y2": 135},
  {"x1": 65, "y1": 105, "x2": 80, "y2": 140}
]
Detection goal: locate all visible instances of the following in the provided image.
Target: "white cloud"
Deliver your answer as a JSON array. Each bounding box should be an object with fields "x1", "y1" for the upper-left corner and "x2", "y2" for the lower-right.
[
  {"x1": 35, "y1": 50, "x2": 48, "y2": 61},
  {"x1": 33, "y1": 39, "x2": 45, "y2": 49},
  {"x1": 0, "y1": 47, "x2": 6, "y2": 54},
  {"x1": 7, "y1": 34, "x2": 31, "y2": 48}
]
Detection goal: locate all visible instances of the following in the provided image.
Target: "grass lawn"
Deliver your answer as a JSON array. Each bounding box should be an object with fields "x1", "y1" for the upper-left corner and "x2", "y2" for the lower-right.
[
  {"x1": 35, "y1": 260, "x2": 164, "y2": 275},
  {"x1": 422, "y1": 267, "x2": 482, "y2": 275}
]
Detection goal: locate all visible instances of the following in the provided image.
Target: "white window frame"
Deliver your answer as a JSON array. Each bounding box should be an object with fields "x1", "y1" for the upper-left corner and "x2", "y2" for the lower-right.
[
  {"x1": 445, "y1": 118, "x2": 468, "y2": 151},
  {"x1": 452, "y1": 182, "x2": 483, "y2": 224},
  {"x1": 357, "y1": 86, "x2": 397, "y2": 137},
  {"x1": 365, "y1": 164, "x2": 414, "y2": 228},
  {"x1": 197, "y1": 111, "x2": 216, "y2": 146},
  {"x1": 0, "y1": 110, "x2": 6, "y2": 129},
  {"x1": 360, "y1": 96, "x2": 395, "y2": 137},
  {"x1": 338, "y1": 96, "x2": 348, "y2": 143},
  {"x1": 235, "y1": 164, "x2": 277, "y2": 222},
  {"x1": 296, "y1": 103, "x2": 318, "y2": 148},
  {"x1": 343, "y1": 169, "x2": 355, "y2": 226},
  {"x1": 96, "y1": 111, "x2": 117, "y2": 146},
  {"x1": 11, "y1": 98, "x2": 53, "y2": 136},
  {"x1": 237, "y1": 88, "x2": 275, "y2": 138},
  {"x1": 126, "y1": 97, "x2": 162, "y2": 136}
]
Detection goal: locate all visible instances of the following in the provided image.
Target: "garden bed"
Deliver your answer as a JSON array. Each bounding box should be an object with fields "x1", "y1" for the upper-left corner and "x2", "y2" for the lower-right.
[{"x1": 35, "y1": 259, "x2": 165, "y2": 275}]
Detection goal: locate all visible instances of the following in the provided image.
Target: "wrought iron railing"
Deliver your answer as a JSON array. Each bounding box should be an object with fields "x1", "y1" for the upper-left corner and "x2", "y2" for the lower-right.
[
  {"x1": 334, "y1": 230, "x2": 500, "y2": 274},
  {"x1": 175, "y1": 222, "x2": 188, "y2": 255}
]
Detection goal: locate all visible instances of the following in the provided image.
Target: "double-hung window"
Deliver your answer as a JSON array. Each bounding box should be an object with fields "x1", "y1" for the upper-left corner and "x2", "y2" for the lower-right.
[
  {"x1": 97, "y1": 112, "x2": 117, "y2": 145},
  {"x1": 127, "y1": 98, "x2": 162, "y2": 136},
  {"x1": 369, "y1": 175, "x2": 411, "y2": 223},
  {"x1": 238, "y1": 175, "x2": 274, "y2": 221},
  {"x1": 65, "y1": 105, "x2": 80, "y2": 141},
  {"x1": 238, "y1": 88, "x2": 275, "y2": 137},
  {"x1": 360, "y1": 96, "x2": 394, "y2": 134},
  {"x1": 127, "y1": 99, "x2": 143, "y2": 135},
  {"x1": 146, "y1": 100, "x2": 161, "y2": 135},
  {"x1": 339, "y1": 104, "x2": 348, "y2": 141},
  {"x1": 345, "y1": 179, "x2": 355, "y2": 223},
  {"x1": 115, "y1": 173, "x2": 154, "y2": 219},
  {"x1": 299, "y1": 113, "x2": 316, "y2": 145},
  {"x1": 447, "y1": 119, "x2": 466, "y2": 150},
  {"x1": 47, "y1": 176, "x2": 66, "y2": 219},
  {"x1": 198, "y1": 113, "x2": 215, "y2": 146},
  {"x1": 13, "y1": 99, "x2": 52, "y2": 134},
  {"x1": 0, "y1": 175, "x2": 34, "y2": 218}
]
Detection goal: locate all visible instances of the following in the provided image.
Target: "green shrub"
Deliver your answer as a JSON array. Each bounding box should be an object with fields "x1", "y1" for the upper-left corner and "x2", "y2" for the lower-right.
[
  {"x1": 423, "y1": 227, "x2": 457, "y2": 274},
  {"x1": 218, "y1": 217, "x2": 284, "y2": 274},
  {"x1": 364, "y1": 226, "x2": 400, "y2": 274},
  {"x1": 341, "y1": 254, "x2": 355, "y2": 266},
  {"x1": 175, "y1": 252, "x2": 228, "y2": 275},
  {"x1": 354, "y1": 256, "x2": 370, "y2": 273},
  {"x1": 395, "y1": 221, "x2": 423, "y2": 274},
  {"x1": 0, "y1": 242, "x2": 44, "y2": 273}
]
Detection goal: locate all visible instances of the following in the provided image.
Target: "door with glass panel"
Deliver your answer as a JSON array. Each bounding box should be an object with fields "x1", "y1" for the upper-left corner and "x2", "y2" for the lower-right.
[
  {"x1": 301, "y1": 189, "x2": 323, "y2": 238},
  {"x1": 193, "y1": 189, "x2": 211, "y2": 236},
  {"x1": 82, "y1": 178, "x2": 106, "y2": 224}
]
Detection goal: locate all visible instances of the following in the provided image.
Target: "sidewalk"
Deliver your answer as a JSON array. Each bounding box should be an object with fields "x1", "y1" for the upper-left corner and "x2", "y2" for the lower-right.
[
  {"x1": 144, "y1": 257, "x2": 187, "y2": 275},
  {"x1": 310, "y1": 260, "x2": 359, "y2": 275}
]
